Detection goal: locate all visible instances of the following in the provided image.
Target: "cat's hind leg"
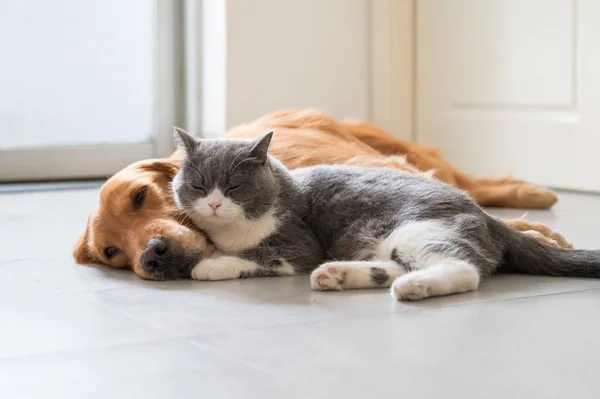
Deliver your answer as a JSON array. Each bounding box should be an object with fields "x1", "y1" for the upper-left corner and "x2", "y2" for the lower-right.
[
  {"x1": 310, "y1": 260, "x2": 405, "y2": 290},
  {"x1": 381, "y1": 220, "x2": 485, "y2": 300},
  {"x1": 391, "y1": 259, "x2": 480, "y2": 301}
]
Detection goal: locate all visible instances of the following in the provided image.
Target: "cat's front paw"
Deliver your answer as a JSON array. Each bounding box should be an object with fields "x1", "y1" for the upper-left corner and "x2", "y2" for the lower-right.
[
  {"x1": 191, "y1": 257, "x2": 240, "y2": 281},
  {"x1": 310, "y1": 265, "x2": 345, "y2": 291}
]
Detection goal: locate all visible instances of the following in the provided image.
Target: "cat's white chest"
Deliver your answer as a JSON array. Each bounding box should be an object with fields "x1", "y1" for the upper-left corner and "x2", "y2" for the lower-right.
[{"x1": 202, "y1": 210, "x2": 278, "y2": 253}]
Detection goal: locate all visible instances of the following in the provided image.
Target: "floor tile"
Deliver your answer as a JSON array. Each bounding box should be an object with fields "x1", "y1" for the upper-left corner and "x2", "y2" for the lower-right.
[
  {"x1": 0, "y1": 188, "x2": 98, "y2": 261},
  {"x1": 0, "y1": 339, "x2": 269, "y2": 399},
  {"x1": 6, "y1": 257, "x2": 600, "y2": 339},
  {"x1": 0, "y1": 268, "x2": 170, "y2": 359},
  {"x1": 2, "y1": 186, "x2": 600, "y2": 398},
  {"x1": 195, "y1": 289, "x2": 600, "y2": 399}
]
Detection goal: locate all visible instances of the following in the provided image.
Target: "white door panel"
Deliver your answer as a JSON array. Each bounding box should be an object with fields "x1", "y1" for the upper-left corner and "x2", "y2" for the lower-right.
[{"x1": 417, "y1": 0, "x2": 600, "y2": 191}]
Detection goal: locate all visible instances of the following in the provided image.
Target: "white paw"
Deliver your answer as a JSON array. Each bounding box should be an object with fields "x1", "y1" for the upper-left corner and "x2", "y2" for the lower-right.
[
  {"x1": 310, "y1": 265, "x2": 344, "y2": 291},
  {"x1": 191, "y1": 258, "x2": 238, "y2": 281},
  {"x1": 391, "y1": 277, "x2": 430, "y2": 301}
]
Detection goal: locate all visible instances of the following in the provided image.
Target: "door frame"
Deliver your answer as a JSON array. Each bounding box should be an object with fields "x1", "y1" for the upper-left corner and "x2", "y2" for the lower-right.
[
  {"x1": 370, "y1": 0, "x2": 415, "y2": 141},
  {"x1": 0, "y1": 0, "x2": 184, "y2": 182}
]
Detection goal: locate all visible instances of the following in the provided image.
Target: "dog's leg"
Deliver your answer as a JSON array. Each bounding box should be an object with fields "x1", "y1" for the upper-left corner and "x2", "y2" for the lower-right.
[
  {"x1": 504, "y1": 219, "x2": 572, "y2": 248},
  {"x1": 457, "y1": 175, "x2": 557, "y2": 209}
]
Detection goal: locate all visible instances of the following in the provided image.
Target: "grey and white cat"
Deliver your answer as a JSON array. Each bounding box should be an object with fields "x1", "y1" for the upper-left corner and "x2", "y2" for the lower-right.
[{"x1": 172, "y1": 129, "x2": 600, "y2": 301}]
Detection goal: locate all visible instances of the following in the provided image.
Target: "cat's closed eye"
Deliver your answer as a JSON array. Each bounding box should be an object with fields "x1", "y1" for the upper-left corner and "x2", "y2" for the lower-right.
[
  {"x1": 225, "y1": 185, "x2": 241, "y2": 196},
  {"x1": 192, "y1": 184, "x2": 206, "y2": 194}
]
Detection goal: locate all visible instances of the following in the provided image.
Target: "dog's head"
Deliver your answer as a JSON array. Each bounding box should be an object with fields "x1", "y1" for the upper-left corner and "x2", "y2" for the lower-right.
[{"x1": 73, "y1": 156, "x2": 213, "y2": 280}]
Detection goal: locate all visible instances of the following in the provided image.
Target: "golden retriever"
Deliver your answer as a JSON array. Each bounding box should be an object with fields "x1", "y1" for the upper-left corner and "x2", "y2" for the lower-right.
[{"x1": 74, "y1": 109, "x2": 569, "y2": 280}]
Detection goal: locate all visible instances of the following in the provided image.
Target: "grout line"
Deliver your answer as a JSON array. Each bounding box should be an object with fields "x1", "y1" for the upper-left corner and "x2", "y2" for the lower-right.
[
  {"x1": 0, "y1": 335, "x2": 181, "y2": 363},
  {"x1": 398, "y1": 285, "x2": 600, "y2": 313},
  {"x1": 1, "y1": 265, "x2": 181, "y2": 339},
  {"x1": 189, "y1": 340, "x2": 278, "y2": 376},
  {"x1": 182, "y1": 284, "x2": 600, "y2": 343}
]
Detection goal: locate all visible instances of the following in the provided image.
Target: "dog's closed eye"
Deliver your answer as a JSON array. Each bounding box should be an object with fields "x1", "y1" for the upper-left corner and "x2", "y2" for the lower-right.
[{"x1": 133, "y1": 186, "x2": 147, "y2": 210}]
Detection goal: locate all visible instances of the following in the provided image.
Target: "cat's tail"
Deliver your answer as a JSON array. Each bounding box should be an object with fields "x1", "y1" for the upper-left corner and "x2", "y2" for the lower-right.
[{"x1": 488, "y1": 216, "x2": 600, "y2": 278}]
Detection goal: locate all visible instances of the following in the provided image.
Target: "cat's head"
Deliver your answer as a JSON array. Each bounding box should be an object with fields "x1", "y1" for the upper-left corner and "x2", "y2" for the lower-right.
[{"x1": 171, "y1": 128, "x2": 279, "y2": 226}]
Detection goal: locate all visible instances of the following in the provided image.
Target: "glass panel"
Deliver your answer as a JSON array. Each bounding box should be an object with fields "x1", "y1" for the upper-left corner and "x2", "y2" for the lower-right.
[{"x1": 0, "y1": 0, "x2": 156, "y2": 148}]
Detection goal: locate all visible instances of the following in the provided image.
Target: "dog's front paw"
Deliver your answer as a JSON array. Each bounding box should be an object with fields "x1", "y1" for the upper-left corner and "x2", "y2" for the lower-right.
[{"x1": 516, "y1": 184, "x2": 558, "y2": 209}]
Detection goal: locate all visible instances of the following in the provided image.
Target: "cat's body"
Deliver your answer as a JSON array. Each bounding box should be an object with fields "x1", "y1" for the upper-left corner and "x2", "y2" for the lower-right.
[
  {"x1": 172, "y1": 130, "x2": 600, "y2": 300},
  {"x1": 293, "y1": 165, "x2": 497, "y2": 270}
]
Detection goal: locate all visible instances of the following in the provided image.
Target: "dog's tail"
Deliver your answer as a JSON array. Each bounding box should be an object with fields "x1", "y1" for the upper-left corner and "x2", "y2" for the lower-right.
[{"x1": 488, "y1": 217, "x2": 600, "y2": 277}]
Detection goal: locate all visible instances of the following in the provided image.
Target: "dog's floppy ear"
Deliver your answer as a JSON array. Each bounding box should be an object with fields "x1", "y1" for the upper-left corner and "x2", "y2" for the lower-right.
[
  {"x1": 173, "y1": 127, "x2": 198, "y2": 154},
  {"x1": 249, "y1": 130, "x2": 274, "y2": 165},
  {"x1": 138, "y1": 158, "x2": 180, "y2": 179},
  {"x1": 73, "y1": 218, "x2": 100, "y2": 264}
]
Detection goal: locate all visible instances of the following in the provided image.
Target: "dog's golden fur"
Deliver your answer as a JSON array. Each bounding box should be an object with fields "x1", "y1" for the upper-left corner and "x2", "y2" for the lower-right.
[
  {"x1": 74, "y1": 109, "x2": 569, "y2": 279},
  {"x1": 74, "y1": 158, "x2": 215, "y2": 279},
  {"x1": 226, "y1": 109, "x2": 558, "y2": 208}
]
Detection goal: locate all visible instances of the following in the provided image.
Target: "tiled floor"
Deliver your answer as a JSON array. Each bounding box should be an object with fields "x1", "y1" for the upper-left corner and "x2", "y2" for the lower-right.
[{"x1": 1, "y1": 186, "x2": 600, "y2": 398}]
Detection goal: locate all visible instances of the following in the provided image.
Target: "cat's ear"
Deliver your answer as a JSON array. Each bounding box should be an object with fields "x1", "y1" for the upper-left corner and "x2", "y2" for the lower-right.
[
  {"x1": 173, "y1": 127, "x2": 197, "y2": 153},
  {"x1": 249, "y1": 130, "x2": 273, "y2": 165}
]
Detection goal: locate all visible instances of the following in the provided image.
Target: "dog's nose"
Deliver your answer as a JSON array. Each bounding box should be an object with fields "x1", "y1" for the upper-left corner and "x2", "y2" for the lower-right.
[{"x1": 140, "y1": 237, "x2": 171, "y2": 269}]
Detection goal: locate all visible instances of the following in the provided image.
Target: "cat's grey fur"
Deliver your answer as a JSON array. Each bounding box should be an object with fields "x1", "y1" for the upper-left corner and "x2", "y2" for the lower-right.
[
  {"x1": 295, "y1": 164, "x2": 600, "y2": 278},
  {"x1": 171, "y1": 129, "x2": 600, "y2": 300},
  {"x1": 173, "y1": 129, "x2": 325, "y2": 276}
]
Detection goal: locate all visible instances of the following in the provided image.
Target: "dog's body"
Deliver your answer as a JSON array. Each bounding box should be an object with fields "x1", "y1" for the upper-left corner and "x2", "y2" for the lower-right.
[
  {"x1": 224, "y1": 109, "x2": 558, "y2": 209},
  {"x1": 74, "y1": 109, "x2": 569, "y2": 280}
]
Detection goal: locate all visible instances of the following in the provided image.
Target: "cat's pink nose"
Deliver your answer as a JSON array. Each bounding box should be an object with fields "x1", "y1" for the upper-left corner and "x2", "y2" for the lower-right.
[{"x1": 209, "y1": 202, "x2": 221, "y2": 211}]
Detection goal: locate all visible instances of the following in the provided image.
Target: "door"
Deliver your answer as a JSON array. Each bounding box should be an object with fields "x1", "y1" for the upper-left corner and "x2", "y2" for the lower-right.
[
  {"x1": 417, "y1": 0, "x2": 600, "y2": 191},
  {"x1": 0, "y1": 0, "x2": 179, "y2": 181}
]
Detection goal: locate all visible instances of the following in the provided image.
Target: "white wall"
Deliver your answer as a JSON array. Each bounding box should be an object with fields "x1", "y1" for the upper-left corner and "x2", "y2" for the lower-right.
[{"x1": 200, "y1": 0, "x2": 371, "y2": 136}]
